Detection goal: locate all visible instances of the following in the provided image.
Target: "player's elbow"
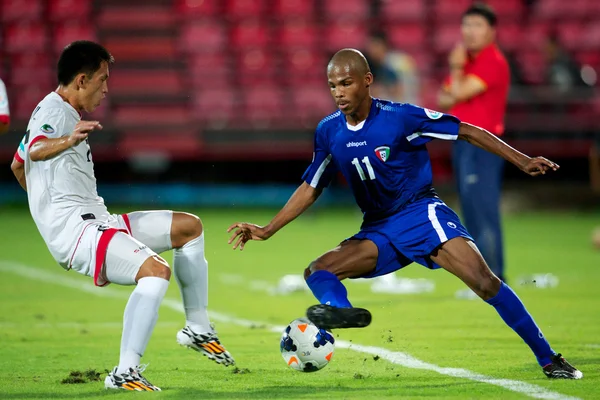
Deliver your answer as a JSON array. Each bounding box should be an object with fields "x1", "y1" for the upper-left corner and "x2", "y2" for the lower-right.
[
  {"x1": 29, "y1": 145, "x2": 46, "y2": 162},
  {"x1": 10, "y1": 158, "x2": 23, "y2": 177}
]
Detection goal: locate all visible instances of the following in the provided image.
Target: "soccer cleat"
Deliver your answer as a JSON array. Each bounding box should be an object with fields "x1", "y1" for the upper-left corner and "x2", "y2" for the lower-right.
[
  {"x1": 177, "y1": 326, "x2": 235, "y2": 366},
  {"x1": 543, "y1": 354, "x2": 583, "y2": 379},
  {"x1": 306, "y1": 304, "x2": 372, "y2": 329},
  {"x1": 104, "y1": 365, "x2": 161, "y2": 391}
]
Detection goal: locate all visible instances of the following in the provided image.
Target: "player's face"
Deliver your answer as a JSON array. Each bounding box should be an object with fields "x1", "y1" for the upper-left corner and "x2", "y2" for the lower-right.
[
  {"x1": 80, "y1": 61, "x2": 109, "y2": 113},
  {"x1": 461, "y1": 15, "x2": 495, "y2": 52},
  {"x1": 327, "y1": 64, "x2": 372, "y2": 116}
]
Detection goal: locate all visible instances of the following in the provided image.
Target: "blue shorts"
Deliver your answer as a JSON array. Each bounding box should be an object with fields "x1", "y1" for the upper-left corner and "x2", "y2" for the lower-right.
[{"x1": 350, "y1": 197, "x2": 472, "y2": 278}]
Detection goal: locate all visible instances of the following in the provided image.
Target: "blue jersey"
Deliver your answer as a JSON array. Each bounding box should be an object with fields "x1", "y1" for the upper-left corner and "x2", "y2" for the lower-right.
[{"x1": 302, "y1": 99, "x2": 461, "y2": 222}]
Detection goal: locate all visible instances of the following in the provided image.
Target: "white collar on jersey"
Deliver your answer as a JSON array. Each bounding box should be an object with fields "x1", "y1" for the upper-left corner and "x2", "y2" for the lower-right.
[{"x1": 346, "y1": 119, "x2": 366, "y2": 131}]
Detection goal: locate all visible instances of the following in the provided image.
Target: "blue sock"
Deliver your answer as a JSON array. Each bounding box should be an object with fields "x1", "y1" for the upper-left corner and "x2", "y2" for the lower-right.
[
  {"x1": 306, "y1": 270, "x2": 352, "y2": 308},
  {"x1": 486, "y1": 282, "x2": 554, "y2": 366}
]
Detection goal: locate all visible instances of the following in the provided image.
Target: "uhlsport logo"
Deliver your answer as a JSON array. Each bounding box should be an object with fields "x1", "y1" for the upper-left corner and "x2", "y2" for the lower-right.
[
  {"x1": 424, "y1": 108, "x2": 443, "y2": 120},
  {"x1": 374, "y1": 146, "x2": 390, "y2": 162},
  {"x1": 346, "y1": 141, "x2": 367, "y2": 148}
]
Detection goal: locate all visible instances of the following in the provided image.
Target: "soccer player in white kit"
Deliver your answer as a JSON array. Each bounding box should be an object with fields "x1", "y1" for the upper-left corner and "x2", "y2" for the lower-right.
[
  {"x1": 10, "y1": 41, "x2": 234, "y2": 391},
  {"x1": 0, "y1": 77, "x2": 10, "y2": 134}
]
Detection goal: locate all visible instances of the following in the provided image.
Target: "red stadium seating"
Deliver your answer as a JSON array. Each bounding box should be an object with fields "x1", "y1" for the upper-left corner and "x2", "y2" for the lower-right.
[
  {"x1": 4, "y1": 23, "x2": 48, "y2": 54},
  {"x1": 236, "y1": 48, "x2": 277, "y2": 86},
  {"x1": 175, "y1": 0, "x2": 220, "y2": 17},
  {"x1": 272, "y1": 0, "x2": 315, "y2": 19},
  {"x1": 242, "y1": 86, "x2": 285, "y2": 125},
  {"x1": 188, "y1": 54, "x2": 231, "y2": 88},
  {"x1": 1, "y1": 0, "x2": 43, "y2": 23},
  {"x1": 49, "y1": 0, "x2": 91, "y2": 21},
  {"x1": 180, "y1": 21, "x2": 227, "y2": 53},
  {"x1": 485, "y1": 0, "x2": 524, "y2": 18},
  {"x1": 12, "y1": 86, "x2": 49, "y2": 121},
  {"x1": 230, "y1": 19, "x2": 270, "y2": 49},
  {"x1": 433, "y1": 0, "x2": 472, "y2": 21},
  {"x1": 323, "y1": 0, "x2": 370, "y2": 21},
  {"x1": 193, "y1": 88, "x2": 237, "y2": 126},
  {"x1": 109, "y1": 71, "x2": 184, "y2": 98},
  {"x1": 53, "y1": 24, "x2": 97, "y2": 54},
  {"x1": 496, "y1": 23, "x2": 522, "y2": 52},
  {"x1": 9, "y1": 53, "x2": 53, "y2": 87},
  {"x1": 224, "y1": 0, "x2": 266, "y2": 20},
  {"x1": 97, "y1": 7, "x2": 176, "y2": 30},
  {"x1": 386, "y1": 24, "x2": 426, "y2": 51},
  {"x1": 292, "y1": 85, "x2": 336, "y2": 125},
  {"x1": 277, "y1": 20, "x2": 320, "y2": 49},
  {"x1": 281, "y1": 49, "x2": 326, "y2": 83},
  {"x1": 379, "y1": 0, "x2": 426, "y2": 22},
  {"x1": 324, "y1": 21, "x2": 368, "y2": 52},
  {"x1": 432, "y1": 24, "x2": 461, "y2": 54}
]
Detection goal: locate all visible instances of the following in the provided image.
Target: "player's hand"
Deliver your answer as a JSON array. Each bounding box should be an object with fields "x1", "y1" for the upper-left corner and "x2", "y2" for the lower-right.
[
  {"x1": 227, "y1": 222, "x2": 271, "y2": 251},
  {"x1": 68, "y1": 120, "x2": 103, "y2": 147},
  {"x1": 519, "y1": 156, "x2": 560, "y2": 176},
  {"x1": 448, "y1": 43, "x2": 467, "y2": 69}
]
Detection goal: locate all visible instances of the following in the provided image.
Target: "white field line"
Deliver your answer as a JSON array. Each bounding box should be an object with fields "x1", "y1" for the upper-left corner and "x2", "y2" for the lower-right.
[
  {"x1": 0, "y1": 261, "x2": 580, "y2": 400},
  {"x1": 0, "y1": 321, "x2": 181, "y2": 329}
]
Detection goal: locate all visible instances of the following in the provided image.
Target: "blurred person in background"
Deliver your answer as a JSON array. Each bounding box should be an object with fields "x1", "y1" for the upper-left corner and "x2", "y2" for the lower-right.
[
  {"x1": 438, "y1": 3, "x2": 510, "y2": 297},
  {"x1": 0, "y1": 78, "x2": 10, "y2": 134},
  {"x1": 365, "y1": 31, "x2": 420, "y2": 104},
  {"x1": 543, "y1": 32, "x2": 593, "y2": 98}
]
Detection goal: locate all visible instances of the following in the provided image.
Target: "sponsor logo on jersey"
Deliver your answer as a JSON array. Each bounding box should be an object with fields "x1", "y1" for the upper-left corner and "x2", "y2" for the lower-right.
[
  {"x1": 134, "y1": 245, "x2": 148, "y2": 254},
  {"x1": 447, "y1": 222, "x2": 457, "y2": 229},
  {"x1": 424, "y1": 108, "x2": 443, "y2": 120},
  {"x1": 346, "y1": 141, "x2": 367, "y2": 148},
  {"x1": 40, "y1": 124, "x2": 54, "y2": 134},
  {"x1": 374, "y1": 146, "x2": 390, "y2": 162}
]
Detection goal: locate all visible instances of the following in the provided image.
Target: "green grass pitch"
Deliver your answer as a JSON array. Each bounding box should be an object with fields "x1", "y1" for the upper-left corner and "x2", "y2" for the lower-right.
[{"x1": 0, "y1": 206, "x2": 598, "y2": 399}]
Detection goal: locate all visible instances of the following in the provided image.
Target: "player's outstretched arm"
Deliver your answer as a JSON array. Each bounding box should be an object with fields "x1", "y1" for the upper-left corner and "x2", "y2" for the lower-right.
[
  {"x1": 227, "y1": 182, "x2": 323, "y2": 250},
  {"x1": 10, "y1": 158, "x2": 26, "y2": 191},
  {"x1": 29, "y1": 121, "x2": 102, "y2": 161},
  {"x1": 458, "y1": 122, "x2": 559, "y2": 176}
]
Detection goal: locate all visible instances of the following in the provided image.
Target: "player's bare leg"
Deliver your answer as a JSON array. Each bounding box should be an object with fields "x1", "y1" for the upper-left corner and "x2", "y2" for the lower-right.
[
  {"x1": 304, "y1": 239, "x2": 377, "y2": 329},
  {"x1": 431, "y1": 237, "x2": 582, "y2": 379},
  {"x1": 171, "y1": 212, "x2": 234, "y2": 366},
  {"x1": 105, "y1": 254, "x2": 170, "y2": 391}
]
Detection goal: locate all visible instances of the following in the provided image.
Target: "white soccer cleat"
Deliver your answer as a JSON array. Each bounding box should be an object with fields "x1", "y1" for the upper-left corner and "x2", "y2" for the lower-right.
[
  {"x1": 177, "y1": 326, "x2": 235, "y2": 366},
  {"x1": 104, "y1": 365, "x2": 161, "y2": 391}
]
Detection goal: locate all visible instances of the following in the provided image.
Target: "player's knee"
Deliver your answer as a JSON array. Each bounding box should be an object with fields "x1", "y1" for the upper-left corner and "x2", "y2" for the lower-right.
[
  {"x1": 473, "y1": 268, "x2": 501, "y2": 300},
  {"x1": 171, "y1": 212, "x2": 202, "y2": 248},
  {"x1": 136, "y1": 255, "x2": 171, "y2": 282},
  {"x1": 304, "y1": 259, "x2": 333, "y2": 279}
]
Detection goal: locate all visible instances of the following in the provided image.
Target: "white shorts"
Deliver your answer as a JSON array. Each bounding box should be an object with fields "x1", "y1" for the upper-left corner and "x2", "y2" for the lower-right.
[{"x1": 69, "y1": 210, "x2": 173, "y2": 286}]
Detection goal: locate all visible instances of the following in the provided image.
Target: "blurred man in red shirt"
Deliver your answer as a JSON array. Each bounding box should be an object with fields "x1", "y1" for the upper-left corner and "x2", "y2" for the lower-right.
[{"x1": 438, "y1": 3, "x2": 510, "y2": 289}]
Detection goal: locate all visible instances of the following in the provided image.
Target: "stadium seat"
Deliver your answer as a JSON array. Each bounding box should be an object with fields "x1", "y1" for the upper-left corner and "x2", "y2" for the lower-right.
[
  {"x1": 119, "y1": 130, "x2": 202, "y2": 159},
  {"x1": 242, "y1": 86, "x2": 285, "y2": 125},
  {"x1": 109, "y1": 70, "x2": 184, "y2": 98},
  {"x1": 49, "y1": 0, "x2": 91, "y2": 21},
  {"x1": 535, "y1": 0, "x2": 590, "y2": 19},
  {"x1": 224, "y1": 0, "x2": 266, "y2": 20},
  {"x1": 433, "y1": 24, "x2": 461, "y2": 54},
  {"x1": 272, "y1": 0, "x2": 315, "y2": 19},
  {"x1": 292, "y1": 85, "x2": 336, "y2": 126},
  {"x1": 386, "y1": 24, "x2": 426, "y2": 51},
  {"x1": 515, "y1": 50, "x2": 546, "y2": 84},
  {"x1": 323, "y1": 0, "x2": 370, "y2": 21},
  {"x1": 379, "y1": 0, "x2": 425, "y2": 22},
  {"x1": 557, "y1": 23, "x2": 585, "y2": 51},
  {"x1": 236, "y1": 48, "x2": 277, "y2": 85},
  {"x1": 281, "y1": 49, "x2": 326, "y2": 83},
  {"x1": 1, "y1": 0, "x2": 43, "y2": 23},
  {"x1": 53, "y1": 24, "x2": 97, "y2": 54},
  {"x1": 193, "y1": 88, "x2": 237, "y2": 127},
  {"x1": 188, "y1": 54, "x2": 231, "y2": 88},
  {"x1": 521, "y1": 22, "x2": 551, "y2": 50},
  {"x1": 104, "y1": 37, "x2": 177, "y2": 62},
  {"x1": 496, "y1": 23, "x2": 522, "y2": 52},
  {"x1": 174, "y1": 0, "x2": 220, "y2": 17},
  {"x1": 179, "y1": 21, "x2": 227, "y2": 53},
  {"x1": 581, "y1": 24, "x2": 600, "y2": 50},
  {"x1": 433, "y1": 0, "x2": 472, "y2": 21},
  {"x1": 4, "y1": 23, "x2": 48, "y2": 54},
  {"x1": 230, "y1": 19, "x2": 270, "y2": 49},
  {"x1": 12, "y1": 85, "x2": 49, "y2": 120},
  {"x1": 276, "y1": 19, "x2": 320, "y2": 49},
  {"x1": 113, "y1": 105, "x2": 191, "y2": 128},
  {"x1": 485, "y1": 0, "x2": 524, "y2": 18},
  {"x1": 9, "y1": 53, "x2": 53, "y2": 87},
  {"x1": 324, "y1": 21, "x2": 368, "y2": 53},
  {"x1": 97, "y1": 7, "x2": 176, "y2": 30}
]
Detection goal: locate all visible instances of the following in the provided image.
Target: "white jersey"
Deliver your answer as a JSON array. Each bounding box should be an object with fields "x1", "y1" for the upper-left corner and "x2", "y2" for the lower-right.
[
  {"x1": 0, "y1": 78, "x2": 9, "y2": 118},
  {"x1": 15, "y1": 92, "x2": 109, "y2": 269}
]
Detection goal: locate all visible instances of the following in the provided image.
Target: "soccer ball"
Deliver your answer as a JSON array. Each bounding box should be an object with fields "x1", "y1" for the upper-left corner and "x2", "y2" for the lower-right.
[{"x1": 280, "y1": 318, "x2": 335, "y2": 372}]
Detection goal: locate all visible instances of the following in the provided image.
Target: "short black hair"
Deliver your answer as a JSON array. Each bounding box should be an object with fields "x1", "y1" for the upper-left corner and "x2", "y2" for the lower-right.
[
  {"x1": 57, "y1": 40, "x2": 114, "y2": 85},
  {"x1": 462, "y1": 2, "x2": 497, "y2": 27}
]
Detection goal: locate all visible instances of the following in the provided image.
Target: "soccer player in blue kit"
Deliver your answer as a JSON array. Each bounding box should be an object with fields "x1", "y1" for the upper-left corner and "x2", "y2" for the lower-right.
[{"x1": 228, "y1": 49, "x2": 582, "y2": 379}]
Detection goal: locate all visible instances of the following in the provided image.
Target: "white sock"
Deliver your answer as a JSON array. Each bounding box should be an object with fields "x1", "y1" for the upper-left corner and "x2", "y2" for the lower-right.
[
  {"x1": 173, "y1": 233, "x2": 212, "y2": 333},
  {"x1": 117, "y1": 276, "x2": 169, "y2": 374}
]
